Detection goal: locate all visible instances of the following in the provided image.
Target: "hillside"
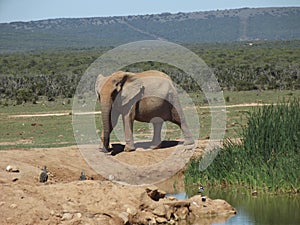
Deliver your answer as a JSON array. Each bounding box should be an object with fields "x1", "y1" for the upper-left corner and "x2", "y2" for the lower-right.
[{"x1": 0, "y1": 7, "x2": 300, "y2": 52}]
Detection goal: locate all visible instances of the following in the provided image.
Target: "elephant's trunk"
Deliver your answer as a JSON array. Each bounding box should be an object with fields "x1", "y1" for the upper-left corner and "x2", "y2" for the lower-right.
[{"x1": 101, "y1": 105, "x2": 112, "y2": 150}]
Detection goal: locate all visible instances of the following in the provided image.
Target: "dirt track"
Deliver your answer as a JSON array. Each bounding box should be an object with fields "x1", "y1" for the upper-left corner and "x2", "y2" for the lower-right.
[
  {"x1": 0, "y1": 142, "x2": 236, "y2": 224},
  {"x1": 8, "y1": 102, "x2": 271, "y2": 118}
]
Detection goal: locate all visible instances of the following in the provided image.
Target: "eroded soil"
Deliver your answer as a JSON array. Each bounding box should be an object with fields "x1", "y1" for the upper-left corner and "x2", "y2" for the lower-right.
[{"x1": 0, "y1": 142, "x2": 236, "y2": 224}]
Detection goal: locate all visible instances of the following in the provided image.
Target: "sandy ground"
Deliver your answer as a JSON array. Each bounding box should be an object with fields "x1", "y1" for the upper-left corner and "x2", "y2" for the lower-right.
[{"x1": 0, "y1": 142, "x2": 236, "y2": 225}]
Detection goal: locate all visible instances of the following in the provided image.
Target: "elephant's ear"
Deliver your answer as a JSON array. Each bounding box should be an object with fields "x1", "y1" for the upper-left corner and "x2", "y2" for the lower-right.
[
  {"x1": 120, "y1": 73, "x2": 144, "y2": 106},
  {"x1": 95, "y1": 74, "x2": 107, "y2": 99}
]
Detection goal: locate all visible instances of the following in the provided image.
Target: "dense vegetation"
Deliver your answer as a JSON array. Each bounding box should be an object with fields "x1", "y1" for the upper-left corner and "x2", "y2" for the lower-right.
[
  {"x1": 185, "y1": 98, "x2": 300, "y2": 193},
  {"x1": 0, "y1": 40, "x2": 299, "y2": 105},
  {"x1": 0, "y1": 7, "x2": 299, "y2": 52}
]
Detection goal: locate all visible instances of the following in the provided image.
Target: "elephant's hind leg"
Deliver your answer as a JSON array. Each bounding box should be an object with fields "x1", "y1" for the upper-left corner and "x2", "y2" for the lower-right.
[
  {"x1": 170, "y1": 108, "x2": 194, "y2": 148},
  {"x1": 150, "y1": 120, "x2": 163, "y2": 149}
]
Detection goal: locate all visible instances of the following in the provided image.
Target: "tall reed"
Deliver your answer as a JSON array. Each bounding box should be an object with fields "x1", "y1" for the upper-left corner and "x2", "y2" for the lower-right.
[{"x1": 185, "y1": 98, "x2": 300, "y2": 193}]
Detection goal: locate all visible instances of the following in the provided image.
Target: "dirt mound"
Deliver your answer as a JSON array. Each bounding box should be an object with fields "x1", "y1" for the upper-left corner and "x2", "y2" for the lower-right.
[{"x1": 0, "y1": 144, "x2": 235, "y2": 224}]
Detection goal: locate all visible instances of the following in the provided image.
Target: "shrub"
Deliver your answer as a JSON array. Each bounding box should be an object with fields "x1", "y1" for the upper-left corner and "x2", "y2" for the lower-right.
[{"x1": 185, "y1": 98, "x2": 300, "y2": 193}]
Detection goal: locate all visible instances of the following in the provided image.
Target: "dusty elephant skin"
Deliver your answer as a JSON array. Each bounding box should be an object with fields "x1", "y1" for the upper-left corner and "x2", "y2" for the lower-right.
[
  {"x1": 0, "y1": 146, "x2": 236, "y2": 225},
  {"x1": 95, "y1": 70, "x2": 195, "y2": 152}
]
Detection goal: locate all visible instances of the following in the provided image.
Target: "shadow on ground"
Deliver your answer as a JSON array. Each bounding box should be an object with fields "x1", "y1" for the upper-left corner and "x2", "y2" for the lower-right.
[{"x1": 110, "y1": 140, "x2": 181, "y2": 156}]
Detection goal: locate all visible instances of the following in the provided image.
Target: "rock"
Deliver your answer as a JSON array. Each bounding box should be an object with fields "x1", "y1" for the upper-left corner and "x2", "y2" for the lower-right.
[
  {"x1": 136, "y1": 211, "x2": 156, "y2": 225},
  {"x1": 126, "y1": 206, "x2": 137, "y2": 216},
  {"x1": 6, "y1": 165, "x2": 19, "y2": 173},
  {"x1": 164, "y1": 200, "x2": 190, "y2": 208},
  {"x1": 165, "y1": 205, "x2": 173, "y2": 220},
  {"x1": 61, "y1": 212, "x2": 73, "y2": 221},
  {"x1": 156, "y1": 216, "x2": 168, "y2": 223},
  {"x1": 189, "y1": 195, "x2": 236, "y2": 218},
  {"x1": 153, "y1": 205, "x2": 166, "y2": 217},
  {"x1": 9, "y1": 203, "x2": 17, "y2": 209},
  {"x1": 145, "y1": 186, "x2": 166, "y2": 201},
  {"x1": 118, "y1": 212, "x2": 129, "y2": 224},
  {"x1": 166, "y1": 196, "x2": 177, "y2": 201},
  {"x1": 76, "y1": 212, "x2": 82, "y2": 218},
  {"x1": 175, "y1": 207, "x2": 189, "y2": 220}
]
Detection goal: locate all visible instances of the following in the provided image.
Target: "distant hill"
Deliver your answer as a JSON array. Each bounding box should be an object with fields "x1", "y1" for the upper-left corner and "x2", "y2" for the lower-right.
[{"x1": 1, "y1": 7, "x2": 300, "y2": 52}]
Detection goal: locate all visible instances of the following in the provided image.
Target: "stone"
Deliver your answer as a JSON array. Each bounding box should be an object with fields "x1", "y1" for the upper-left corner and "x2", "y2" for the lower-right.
[
  {"x1": 165, "y1": 205, "x2": 173, "y2": 220},
  {"x1": 6, "y1": 165, "x2": 19, "y2": 173},
  {"x1": 145, "y1": 186, "x2": 166, "y2": 201},
  {"x1": 126, "y1": 206, "x2": 137, "y2": 216},
  {"x1": 176, "y1": 207, "x2": 189, "y2": 220},
  {"x1": 61, "y1": 212, "x2": 73, "y2": 221},
  {"x1": 76, "y1": 212, "x2": 82, "y2": 218},
  {"x1": 118, "y1": 212, "x2": 129, "y2": 224},
  {"x1": 153, "y1": 205, "x2": 166, "y2": 217},
  {"x1": 156, "y1": 216, "x2": 168, "y2": 223},
  {"x1": 137, "y1": 211, "x2": 156, "y2": 225},
  {"x1": 9, "y1": 203, "x2": 17, "y2": 209},
  {"x1": 167, "y1": 196, "x2": 177, "y2": 201}
]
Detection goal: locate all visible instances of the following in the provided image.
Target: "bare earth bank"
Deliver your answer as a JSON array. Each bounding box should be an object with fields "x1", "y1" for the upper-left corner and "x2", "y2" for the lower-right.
[{"x1": 0, "y1": 143, "x2": 236, "y2": 225}]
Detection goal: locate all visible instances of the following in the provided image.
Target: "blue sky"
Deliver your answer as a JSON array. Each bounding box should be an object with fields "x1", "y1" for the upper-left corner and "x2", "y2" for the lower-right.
[{"x1": 0, "y1": 0, "x2": 299, "y2": 23}]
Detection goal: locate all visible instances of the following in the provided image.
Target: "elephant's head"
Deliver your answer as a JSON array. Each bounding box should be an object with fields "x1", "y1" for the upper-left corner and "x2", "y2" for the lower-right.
[{"x1": 95, "y1": 71, "x2": 144, "y2": 150}]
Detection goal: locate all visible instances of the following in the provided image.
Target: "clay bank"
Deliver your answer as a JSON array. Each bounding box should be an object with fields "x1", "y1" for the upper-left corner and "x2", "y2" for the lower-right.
[{"x1": 0, "y1": 146, "x2": 236, "y2": 225}]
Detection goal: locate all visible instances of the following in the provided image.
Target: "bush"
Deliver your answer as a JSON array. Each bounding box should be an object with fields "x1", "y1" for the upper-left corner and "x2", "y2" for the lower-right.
[
  {"x1": 185, "y1": 98, "x2": 300, "y2": 193},
  {"x1": 16, "y1": 88, "x2": 36, "y2": 104}
]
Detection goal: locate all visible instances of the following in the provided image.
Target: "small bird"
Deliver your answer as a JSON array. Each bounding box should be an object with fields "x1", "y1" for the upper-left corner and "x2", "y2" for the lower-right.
[
  {"x1": 79, "y1": 170, "x2": 86, "y2": 180},
  {"x1": 39, "y1": 166, "x2": 48, "y2": 183},
  {"x1": 198, "y1": 185, "x2": 204, "y2": 194}
]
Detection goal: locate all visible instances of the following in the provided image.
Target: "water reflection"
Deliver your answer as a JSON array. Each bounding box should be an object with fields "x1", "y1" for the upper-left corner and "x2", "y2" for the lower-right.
[{"x1": 170, "y1": 187, "x2": 300, "y2": 225}]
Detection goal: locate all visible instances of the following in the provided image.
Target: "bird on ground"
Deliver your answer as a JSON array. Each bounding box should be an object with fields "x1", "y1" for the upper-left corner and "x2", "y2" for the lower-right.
[
  {"x1": 39, "y1": 166, "x2": 48, "y2": 183},
  {"x1": 79, "y1": 170, "x2": 86, "y2": 180},
  {"x1": 198, "y1": 185, "x2": 204, "y2": 194}
]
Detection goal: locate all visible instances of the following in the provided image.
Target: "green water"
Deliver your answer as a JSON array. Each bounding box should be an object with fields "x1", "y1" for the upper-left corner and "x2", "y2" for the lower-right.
[{"x1": 172, "y1": 188, "x2": 300, "y2": 225}]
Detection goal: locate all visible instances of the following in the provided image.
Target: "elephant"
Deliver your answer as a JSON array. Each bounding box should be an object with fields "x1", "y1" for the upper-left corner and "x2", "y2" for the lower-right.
[{"x1": 95, "y1": 70, "x2": 194, "y2": 152}]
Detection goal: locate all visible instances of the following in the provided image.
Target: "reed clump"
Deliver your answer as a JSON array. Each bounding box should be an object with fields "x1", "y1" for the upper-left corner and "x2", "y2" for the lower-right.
[{"x1": 185, "y1": 98, "x2": 300, "y2": 193}]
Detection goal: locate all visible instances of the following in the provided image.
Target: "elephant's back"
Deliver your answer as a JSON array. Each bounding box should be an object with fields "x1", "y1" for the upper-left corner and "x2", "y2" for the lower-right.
[{"x1": 137, "y1": 70, "x2": 171, "y2": 80}]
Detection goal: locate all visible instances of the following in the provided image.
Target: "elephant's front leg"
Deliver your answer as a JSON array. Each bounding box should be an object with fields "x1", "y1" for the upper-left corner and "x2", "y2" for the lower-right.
[{"x1": 122, "y1": 114, "x2": 136, "y2": 152}]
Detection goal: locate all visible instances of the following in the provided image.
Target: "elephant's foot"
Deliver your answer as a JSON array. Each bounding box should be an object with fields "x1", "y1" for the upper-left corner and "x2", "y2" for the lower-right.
[
  {"x1": 99, "y1": 143, "x2": 109, "y2": 153},
  {"x1": 99, "y1": 147, "x2": 109, "y2": 153},
  {"x1": 150, "y1": 142, "x2": 162, "y2": 149},
  {"x1": 183, "y1": 138, "x2": 195, "y2": 150},
  {"x1": 124, "y1": 145, "x2": 136, "y2": 152}
]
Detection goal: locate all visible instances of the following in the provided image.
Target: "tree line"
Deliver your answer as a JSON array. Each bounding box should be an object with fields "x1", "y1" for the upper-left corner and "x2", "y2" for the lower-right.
[{"x1": 0, "y1": 41, "x2": 299, "y2": 105}]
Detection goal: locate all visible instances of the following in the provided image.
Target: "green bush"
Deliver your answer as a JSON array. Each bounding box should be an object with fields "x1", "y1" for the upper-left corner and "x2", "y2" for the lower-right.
[
  {"x1": 185, "y1": 98, "x2": 300, "y2": 193},
  {"x1": 16, "y1": 88, "x2": 36, "y2": 104}
]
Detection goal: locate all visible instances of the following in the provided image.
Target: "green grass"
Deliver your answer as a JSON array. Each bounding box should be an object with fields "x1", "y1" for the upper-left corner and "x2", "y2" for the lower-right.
[{"x1": 185, "y1": 98, "x2": 300, "y2": 193}]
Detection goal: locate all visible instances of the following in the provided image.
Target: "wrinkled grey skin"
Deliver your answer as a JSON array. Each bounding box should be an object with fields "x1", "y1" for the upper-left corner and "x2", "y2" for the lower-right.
[{"x1": 95, "y1": 70, "x2": 194, "y2": 152}]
